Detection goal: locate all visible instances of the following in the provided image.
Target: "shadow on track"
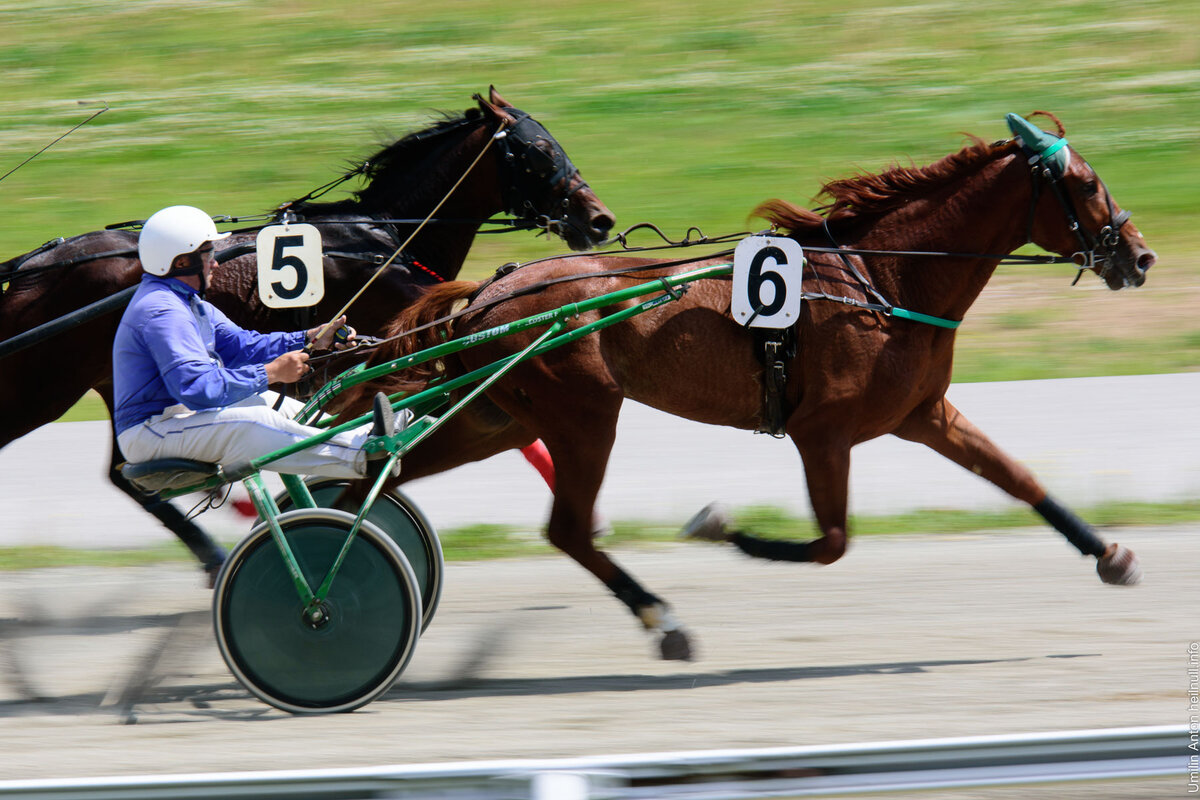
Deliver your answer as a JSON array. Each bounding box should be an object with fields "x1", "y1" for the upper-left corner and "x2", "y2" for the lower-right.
[
  {"x1": 0, "y1": 604, "x2": 1099, "y2": 724},
  {"x1": 385, "y1": 654, "x2": 1098, "y2": 701}
]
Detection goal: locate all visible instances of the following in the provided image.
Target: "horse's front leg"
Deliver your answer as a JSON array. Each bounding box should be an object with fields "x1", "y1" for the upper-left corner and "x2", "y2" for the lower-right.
[
  {"x1": 546, "y1": 444, "x2": 693, "y2": 660},
  {"x1": 521, "y1": 393, "x2": 693, "y2": 661},
  {"x1": 894, "y1": 397, "x2": 1141, "y2": 585}
]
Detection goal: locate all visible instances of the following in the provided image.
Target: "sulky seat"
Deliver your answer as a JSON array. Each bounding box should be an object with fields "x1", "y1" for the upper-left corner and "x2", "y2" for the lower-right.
[{"x1": 121, "y1": 458, "x2": 222, "y2": 494}]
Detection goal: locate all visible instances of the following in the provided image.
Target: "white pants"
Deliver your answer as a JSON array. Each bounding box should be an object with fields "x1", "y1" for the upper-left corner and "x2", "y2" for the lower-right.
[{"x1": 117, "y1": 392, "x2": 370, "y2": 479}]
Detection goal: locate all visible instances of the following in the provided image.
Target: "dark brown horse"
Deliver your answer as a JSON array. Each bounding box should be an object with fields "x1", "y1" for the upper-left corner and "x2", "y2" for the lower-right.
[
  {"x1": 350, "y1": 112, "x2": 1154, "y2": 659},
  {"x1": 0, "y1": 88, "x2": 613, "y2": 578}
]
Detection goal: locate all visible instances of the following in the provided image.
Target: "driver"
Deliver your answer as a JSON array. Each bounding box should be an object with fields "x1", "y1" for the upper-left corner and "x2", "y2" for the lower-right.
[{"x1": 113, "y1": 205, "x2": 400, "y2": 481}]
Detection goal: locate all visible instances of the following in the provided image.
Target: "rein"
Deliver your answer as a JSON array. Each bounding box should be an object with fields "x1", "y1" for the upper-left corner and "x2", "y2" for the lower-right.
[
  {"x1": 2, "y1": 212, "x2": 536, "y2": 287},
  {"x1": 332, "y1": 220, "x2": 1098, "y2": 358},
  {"x1": 307, "y1": 119, "x2": 509, "y2": 346},
  {"x1": 0, "y1": 103, "x2": 108, "y2": 186}
]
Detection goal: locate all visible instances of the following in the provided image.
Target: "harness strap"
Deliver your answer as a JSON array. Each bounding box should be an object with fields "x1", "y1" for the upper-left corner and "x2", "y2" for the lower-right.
[
  {"x1": 753, "y1": 326, "x2": 796, "y2": 437},
  {"x1": 817, "y1": 222, "x2": 962, "y2": 329},
  {"x1": 1, "y1": 246, "x2": 139, "y2": 286},
  {"x1": 411, "y1": 254, "x2": 739, "y2": 346},
  {"x1": 822, "y1": 220, "x2": 894, "y2": 313}
]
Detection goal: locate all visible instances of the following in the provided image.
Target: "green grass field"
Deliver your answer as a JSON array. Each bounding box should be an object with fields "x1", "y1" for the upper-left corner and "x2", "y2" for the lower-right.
[
  {"x1": 3, "y1": 0, "x2": 1198, "y2": 424},
  {"x1": 3, "y1": 499, "x2": 1198, "y2": 570}
]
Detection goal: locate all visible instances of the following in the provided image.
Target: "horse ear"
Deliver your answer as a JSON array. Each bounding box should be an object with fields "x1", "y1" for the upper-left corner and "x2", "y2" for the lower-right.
[
  {"x1": 488, "y1": 86, "x2": 512, "y2": 108},
  {"x1": 1006, "y1": 112, "x2": 1071, "y2": 176},
  {"x1": 476, "y1": 90, "x2": 516, "y2": 125}
]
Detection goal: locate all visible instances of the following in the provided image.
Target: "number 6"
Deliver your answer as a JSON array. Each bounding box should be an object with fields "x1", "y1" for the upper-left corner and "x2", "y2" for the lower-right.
[{"x1": 732, "y1": 235, "x2": 805, "y2": 329}]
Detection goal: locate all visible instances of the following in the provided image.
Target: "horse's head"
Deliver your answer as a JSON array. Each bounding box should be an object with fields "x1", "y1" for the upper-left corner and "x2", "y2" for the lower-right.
[
  {"x1": 477, "y1": 87, "x2": 615, "y2": 250},
  {"x1": 1009, "y1": 112, "x2": 1155, "y2": 290}
]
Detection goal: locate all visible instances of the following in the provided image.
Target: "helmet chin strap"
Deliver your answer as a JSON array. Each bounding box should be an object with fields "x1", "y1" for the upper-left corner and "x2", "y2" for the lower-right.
[{"x1": 168, "y1": 251, "x2": 209, "y2": 297}]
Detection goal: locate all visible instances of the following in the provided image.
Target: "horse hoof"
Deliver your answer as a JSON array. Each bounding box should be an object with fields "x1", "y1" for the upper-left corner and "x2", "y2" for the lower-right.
[
  {"x1": 1097, "y1": 543, "x2": 1142, "y2": 585},
  {"x1": 680, "y1": 503, "x2": 730, "y2": 542},
  {"x1": 660, "y1": 629, "x2": 694, "y2": 661},
  {"x1": 204, "y1": 558, "x2": 226, "y2": 590}
]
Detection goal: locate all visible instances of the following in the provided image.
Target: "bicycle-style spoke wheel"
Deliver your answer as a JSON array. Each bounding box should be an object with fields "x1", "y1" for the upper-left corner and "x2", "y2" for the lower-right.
[
  {"x1": 213, "y1": 509, "x2": 421, "y2": 714},
  {"x1": 274, "y1": 477, "x2": 443, "y2": 631}
]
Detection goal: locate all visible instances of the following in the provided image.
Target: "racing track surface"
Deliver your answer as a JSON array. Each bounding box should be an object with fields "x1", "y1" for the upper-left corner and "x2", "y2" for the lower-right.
[{"x1": 0, "y1": 525, "x2": 1194, "y2": 797}]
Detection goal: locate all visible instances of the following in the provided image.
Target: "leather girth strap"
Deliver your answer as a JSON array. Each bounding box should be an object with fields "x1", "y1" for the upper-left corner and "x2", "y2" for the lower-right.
[{"x1": 753, "y1": 325, "x2": 797, "y2": 438}]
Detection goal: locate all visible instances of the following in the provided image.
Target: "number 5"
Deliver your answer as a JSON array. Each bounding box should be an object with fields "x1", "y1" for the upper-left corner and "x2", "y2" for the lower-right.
[
  {"x1": 255, "y1": 223, "x2": 325, "y2": 309},
  {"x1": 271, "y1": 235, "x2": 308, "y2": 300}
]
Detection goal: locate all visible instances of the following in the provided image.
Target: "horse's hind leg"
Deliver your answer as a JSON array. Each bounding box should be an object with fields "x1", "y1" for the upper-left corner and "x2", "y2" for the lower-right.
[
  {"x1": 684, "y1": 422, "x2": 854, "y2": 567},
  {"x1": 99, "y1": 390, "x2": 227, "y2": 584},
  {"x1": 894, "y1": 397, "x2": 1140, "y2": 585}
]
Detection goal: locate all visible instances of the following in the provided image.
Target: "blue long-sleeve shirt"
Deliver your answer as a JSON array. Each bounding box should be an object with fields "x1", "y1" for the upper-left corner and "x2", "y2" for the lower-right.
[{"x1": 112, "y1": 275, "x2": 305, "y2": 434}]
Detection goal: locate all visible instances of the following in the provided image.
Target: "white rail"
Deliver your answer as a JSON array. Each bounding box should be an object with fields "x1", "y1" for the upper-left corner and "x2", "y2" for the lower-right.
[{"x1": 0, "y1": 725, "x2": 1189, "y2": 799}]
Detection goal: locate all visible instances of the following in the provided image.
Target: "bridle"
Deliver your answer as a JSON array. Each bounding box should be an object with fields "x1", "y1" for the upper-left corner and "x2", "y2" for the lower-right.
[
  {"x1": 493, "y1": 109, "x2": 590, "y2": 238},
  {"x1": 267, "y1": 106, "x2": 588, "y2": 240},
  {"x1": 1019, "y1": 137, "x2": 1132, "y2": 286}
]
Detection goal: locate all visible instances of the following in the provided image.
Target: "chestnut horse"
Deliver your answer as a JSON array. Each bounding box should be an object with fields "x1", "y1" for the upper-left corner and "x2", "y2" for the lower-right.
[
  {"x1": 350, "y1": 112, "x2": 1154, "y2": 659},
  {"x1": 0, "y1": 88, "x2": 613, "y2": 578}
]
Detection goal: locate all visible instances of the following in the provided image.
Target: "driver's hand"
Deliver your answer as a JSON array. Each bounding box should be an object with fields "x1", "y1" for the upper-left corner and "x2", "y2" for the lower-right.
[
  {"x1": 265, "y1": 350, "x2": 310, "y2": 384},
  {"x1": 307, "y1": 316, "x2": 356, "y2": 351}
]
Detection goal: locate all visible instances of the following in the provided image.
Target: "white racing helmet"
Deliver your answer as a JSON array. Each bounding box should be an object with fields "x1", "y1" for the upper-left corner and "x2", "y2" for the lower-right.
[{"x1": 137, "y1": 205, "x2": 230, "y2": 276}]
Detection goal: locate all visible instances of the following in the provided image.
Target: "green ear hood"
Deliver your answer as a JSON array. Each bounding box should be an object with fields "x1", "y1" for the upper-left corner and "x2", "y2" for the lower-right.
[{"x1": 1006, "y1": 113, "x2": 1070, "y2": 176}]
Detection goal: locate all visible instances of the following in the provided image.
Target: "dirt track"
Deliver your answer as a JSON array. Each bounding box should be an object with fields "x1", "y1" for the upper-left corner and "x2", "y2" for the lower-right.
[{"x1": 0, "y1": 526, "x2": 1195, "y2": 795}]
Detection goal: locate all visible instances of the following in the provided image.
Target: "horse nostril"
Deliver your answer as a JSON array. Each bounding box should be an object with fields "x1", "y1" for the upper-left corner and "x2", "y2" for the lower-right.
[
  {"x1": 1138, "y1": 251, "x2": 1156, "y2": 272},
  {"x1": 591, "y1": 213, "x2": 615, "y2": 237}
]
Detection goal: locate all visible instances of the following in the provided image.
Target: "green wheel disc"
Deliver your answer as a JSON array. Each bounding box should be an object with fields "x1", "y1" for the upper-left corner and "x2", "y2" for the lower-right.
[{"x1": 214, "y1": 509, "x2": 420, "y2": 714}]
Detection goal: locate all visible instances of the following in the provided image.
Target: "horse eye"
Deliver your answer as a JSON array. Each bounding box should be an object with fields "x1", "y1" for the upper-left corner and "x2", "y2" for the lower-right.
[{"x1": 1082, "y1": 180, "x2": 1099, "y2": 198}]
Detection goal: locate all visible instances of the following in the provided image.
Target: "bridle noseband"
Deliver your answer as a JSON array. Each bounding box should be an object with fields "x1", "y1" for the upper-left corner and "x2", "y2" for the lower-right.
[{"x1": 494, "y1": 110, "x2": 589, "y2": 235}]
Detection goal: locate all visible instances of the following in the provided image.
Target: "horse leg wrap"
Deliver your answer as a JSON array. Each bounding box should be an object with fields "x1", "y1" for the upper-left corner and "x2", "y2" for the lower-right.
[
  {"x1": 638, "y1": 603, "x2": 682, "y2": 633},
  {"x1": 1034, "y1": 496, "x2": 1106, "y2": 557},
  {"x1": 607, "y1": 568, "x2": 664, "y2": 620},
  {"x1": 731, "y1": 531, "x2": 814, "y2": 562}
]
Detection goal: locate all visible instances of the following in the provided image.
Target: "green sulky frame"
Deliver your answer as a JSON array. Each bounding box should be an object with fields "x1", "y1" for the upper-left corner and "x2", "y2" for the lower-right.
[{"x1": 168, "y1": 262, "x2": 733, "y2": 611}]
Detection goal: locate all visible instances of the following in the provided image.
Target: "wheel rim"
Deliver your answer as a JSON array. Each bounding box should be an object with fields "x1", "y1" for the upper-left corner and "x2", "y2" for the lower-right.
[{"x1": 215, "y1": 510, "x2": 419, "y2": 713}]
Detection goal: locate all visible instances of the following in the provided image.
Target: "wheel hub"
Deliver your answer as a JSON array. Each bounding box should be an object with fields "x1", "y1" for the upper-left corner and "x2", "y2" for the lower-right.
[{"x1": 302, "y1": 600, "x2": 333, "y2": 629}]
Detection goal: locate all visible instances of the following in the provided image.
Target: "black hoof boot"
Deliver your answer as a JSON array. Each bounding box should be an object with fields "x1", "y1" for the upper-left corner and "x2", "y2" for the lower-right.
[
  {"x1": 660, "y1": 629, "x2": 694, "y2": 661},
  {"x1": 680, "y1": 503, "x2": 730, "y2": 542},
  {"x1": 203, "y1": 552, "x2": 227, "y2": 589}
]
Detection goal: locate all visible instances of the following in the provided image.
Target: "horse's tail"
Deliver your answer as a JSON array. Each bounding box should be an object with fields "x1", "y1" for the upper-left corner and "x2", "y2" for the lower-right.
[{"x1": 333, "y1": 280, "x2": 481, "y2": 416}]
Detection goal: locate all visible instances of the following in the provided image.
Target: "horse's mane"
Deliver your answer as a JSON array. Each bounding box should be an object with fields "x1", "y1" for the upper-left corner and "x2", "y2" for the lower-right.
[
  {"x1": 327, "y1": 280, "x2": 479, "y2": 418},
  {"x1": 287, "y1": 107, "x2": 485, "y2": 214},
  {"x1": 752, "y1": 114, "x2": 1068, "y2": 234}
]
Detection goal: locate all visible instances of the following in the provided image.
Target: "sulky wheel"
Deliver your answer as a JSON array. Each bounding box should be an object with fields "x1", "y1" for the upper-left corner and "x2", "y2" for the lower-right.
[
  {"x1": 273, "y1": 477, "x2": 443, "y2": 631},
  {"x1": 213, "y1": 508, "x2": 421, "y2": 714}
]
